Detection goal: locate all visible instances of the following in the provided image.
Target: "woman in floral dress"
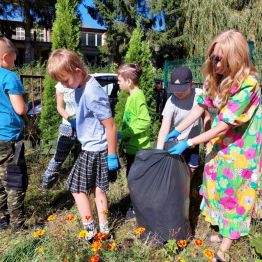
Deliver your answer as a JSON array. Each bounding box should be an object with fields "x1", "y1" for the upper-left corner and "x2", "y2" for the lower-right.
[{"x1": 165, "y1": 30, "x2": 261, "y2": 261}]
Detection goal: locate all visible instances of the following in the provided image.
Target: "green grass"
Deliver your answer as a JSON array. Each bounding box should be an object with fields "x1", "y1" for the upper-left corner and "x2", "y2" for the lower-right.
[{"x1": 0, "y1": 147, "x2": 261, "y2": 262}]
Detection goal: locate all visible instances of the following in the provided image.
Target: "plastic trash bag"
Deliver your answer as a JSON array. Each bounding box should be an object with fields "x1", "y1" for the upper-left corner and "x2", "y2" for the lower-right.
[{"x1": 128, "y1": 141, "x2": 191, "y2": 242}]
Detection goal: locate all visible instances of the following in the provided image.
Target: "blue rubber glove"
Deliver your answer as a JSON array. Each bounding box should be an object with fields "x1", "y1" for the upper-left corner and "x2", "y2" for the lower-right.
[
  {"x1": 165, "y1": 128, "x2": 181, "y2": 142},
  {"x1": 68, "y1": 118, "x2": 76, "y2": 130},
  {"x1": 107, "y1": 154, "x2": 119, "y2": 171},
  {"x1": 168, "y1": 140, "x2": 189, "y2": 155},
  {"x1": 117, "y1": 132, "x2": 121, "y2": 141}
]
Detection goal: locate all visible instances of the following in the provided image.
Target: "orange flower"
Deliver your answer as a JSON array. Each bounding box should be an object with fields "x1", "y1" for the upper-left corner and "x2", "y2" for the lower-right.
[
  {"x1": 33, "y1": 229, "x2": 45, "y2": 238},
  {"x1": 85, "y1": 215, "x2": 91, "y2": 221},
  {"x1": 79, "y1": 230, "x2": 88, "y2": 239},
  {"x1": 105, "y1": 241, "x2": 117, "y2": 251},
  {"x1": 203, "y1": 248, "x2": 215, "y2": 260},
  {"x1": 134, "y1": 227, "x2": 145, "y2": 235},
  {"x1": 91, "y1": 240, "x2": 102, "y2": 253},
  {"x1": 94, "y1": 232, "x2": 108, "y2": 241},
  {"x1": 65, "y1": 215, "x2": 77, "y2": 222},
  {"x1": 64, "y1": 259, "x2": 69, "y2": 262},
  {"x1": 177, "y1": 240, "x2": 187, "y2": 247},
  {"x1": 102, "y1": 209, "x2": 109, "y2": 215},
  {"x1": 89, "y1": 254, "x2": 99, "y2": 262},
  {"x1": 47, "y1": 214, "x2": 57, "y2": 221},
  {"x1": 194, "y1": 239, "x2": 203, "y2": 247}
]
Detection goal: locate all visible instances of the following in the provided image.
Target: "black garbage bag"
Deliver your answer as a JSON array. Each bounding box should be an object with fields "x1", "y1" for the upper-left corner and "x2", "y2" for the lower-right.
[{"x1": 128, "y1": 143, "x2": 191, "y2": 243}]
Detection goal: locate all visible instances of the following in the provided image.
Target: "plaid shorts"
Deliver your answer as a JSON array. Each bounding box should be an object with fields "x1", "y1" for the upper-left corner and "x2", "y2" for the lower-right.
[{"x1": 67, "y1": 150, "x2": 108, "y2": 193}]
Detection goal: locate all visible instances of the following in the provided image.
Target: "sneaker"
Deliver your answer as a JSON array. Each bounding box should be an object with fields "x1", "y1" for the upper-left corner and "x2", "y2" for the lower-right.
[{"x1": 126, "y1": 209, "x2": 136, "y2": 220}]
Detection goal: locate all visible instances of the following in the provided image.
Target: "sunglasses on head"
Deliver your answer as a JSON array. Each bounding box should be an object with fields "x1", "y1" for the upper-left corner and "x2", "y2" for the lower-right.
[{"x1": 210, "y1": 55, "x2": 223, "y2": 65}]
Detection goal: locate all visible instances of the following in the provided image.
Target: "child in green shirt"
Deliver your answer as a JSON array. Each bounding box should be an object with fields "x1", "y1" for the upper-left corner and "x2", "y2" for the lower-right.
[{"x1": 117, "y1": 63, "x2": 151, "y2": 176}]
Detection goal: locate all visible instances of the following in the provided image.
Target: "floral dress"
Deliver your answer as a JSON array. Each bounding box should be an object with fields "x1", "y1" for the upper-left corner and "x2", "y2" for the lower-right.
[{"x1": 197, "y1": 75, "x2": 261, "y2": 239}]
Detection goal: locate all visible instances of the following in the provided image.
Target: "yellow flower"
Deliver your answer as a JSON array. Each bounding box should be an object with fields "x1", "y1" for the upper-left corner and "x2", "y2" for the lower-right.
[
  {"x1": 79, "y1": 230, "x2": 88, "y2": 239},
  {"x1": 203, "y1": 248, "x2": 215, "y2": 260},
  {"x1": 65, "y1": 215, "x2": 77, "y2": 222},
  {"x1": 91, "y1": 240, "x2": 102, "y2": 253},
  {"x1": 38, "y1": 246, "x2": 44, "y2": 253},
  {"x1": 194, "y1": 239, "x2": 203, "y2": 247},
  {"x1": 105, "y1": 241, "x2": 117, "y2": 251},
  {"x1": 33, "y1": 229, "x2": 45, "y2": 238},
  {"x1": 134, "y1": 227, "x2": 145, "y2": 235},
  {"x1": 47, "y1": 214, "x2": 57, "y2": 221},
  {"x1": 177, "y1": 240, "x2": 187, "y2": 247},
  {"x1": 179, "y1": 258, "x2": 187, "y2": 262}
]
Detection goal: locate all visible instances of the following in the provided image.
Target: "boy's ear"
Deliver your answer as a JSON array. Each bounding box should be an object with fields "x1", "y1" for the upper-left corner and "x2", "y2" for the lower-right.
[
  {"x1": 75, "y1": 68, "x2": 82, "y2": 74},
  {"x1": 190, "y1": 82, "x2": 194, "y2": 88}
]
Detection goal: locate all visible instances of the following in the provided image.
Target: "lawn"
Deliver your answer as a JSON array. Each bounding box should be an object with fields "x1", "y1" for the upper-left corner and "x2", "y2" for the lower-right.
[{"x1": 0, "y1": 144, "x2": 261, "y2": 262}]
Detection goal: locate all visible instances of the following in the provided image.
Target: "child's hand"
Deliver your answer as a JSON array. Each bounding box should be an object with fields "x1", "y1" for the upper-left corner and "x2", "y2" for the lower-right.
[
  {"x1": 107, "y1": 154, "x2": 119, "y2": 170},
  {"x1": 68, "y1": 118, "x2": 76, "y2": 130},
  {"x1": 168, "y1": 140, "x2": 189, "y2": 155},
  {"x1": 165, "y1": 128, "x2": 181, "y2": 142}
]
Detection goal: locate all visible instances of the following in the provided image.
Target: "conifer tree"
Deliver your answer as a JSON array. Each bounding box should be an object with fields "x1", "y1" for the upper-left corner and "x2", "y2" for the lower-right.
[
  {"x1": 114, "y1": 24, "x2": 159, "y2": 140},
  {"x1": 39, "y1": 0, "x2": 81, "y2": 143}
]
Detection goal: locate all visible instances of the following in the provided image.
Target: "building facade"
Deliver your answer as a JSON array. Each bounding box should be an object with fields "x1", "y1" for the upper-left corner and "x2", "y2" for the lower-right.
[{"x1": 0, "y1": 20, "x2": 106, "y2": 66}]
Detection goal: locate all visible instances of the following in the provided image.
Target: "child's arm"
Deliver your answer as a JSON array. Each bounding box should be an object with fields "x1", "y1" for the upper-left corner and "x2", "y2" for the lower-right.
[
  {"x1": 176, "y1": 104, "x2": 206, "y2": 133},
  {"x1": 56, "y1": 90, "x2": 69, "y2": 120},
  {"x1": 9, "y1": 94, "x2": 28, "y2": 115},
  {"x1": 156, "y1": 117, "x2": 172, "y2": 149},
  {"x1": 101, "y1": 117, "x2": 117, "y2": 155}
]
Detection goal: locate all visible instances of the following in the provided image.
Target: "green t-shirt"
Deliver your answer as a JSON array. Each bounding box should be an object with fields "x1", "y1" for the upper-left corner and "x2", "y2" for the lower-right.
[{"x1": 121, "y1": 89, "x2": 151, "y2": 155}]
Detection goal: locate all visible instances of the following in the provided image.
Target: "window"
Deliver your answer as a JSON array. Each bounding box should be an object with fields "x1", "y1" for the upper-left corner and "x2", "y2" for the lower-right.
[
  {"x1": 13, "y1": 27, "x2": 25, "y2": 40},
  {"x1": 97, "y1": 34, "x2": 102, "y2": 46},
  {"x1": 88, "y1": 33, "x2": 96, "y2": 47},
  {"x1": 80, "y1": 32, "x2": 87, "y2": 45},
  {"x1": 31, "y1": 29, "x2": 45, "y2": 42}
]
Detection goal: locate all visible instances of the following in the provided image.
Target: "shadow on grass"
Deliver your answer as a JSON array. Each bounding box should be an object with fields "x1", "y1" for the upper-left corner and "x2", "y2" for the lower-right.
[{"x1": 189, "y1": 165, "x2": 204, "y2": 236}]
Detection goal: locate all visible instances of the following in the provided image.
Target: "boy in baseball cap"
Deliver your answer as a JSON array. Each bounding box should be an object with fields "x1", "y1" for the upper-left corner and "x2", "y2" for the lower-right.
[{"x1": 157, "y1": 66, "x2": 210, "y2": 177}]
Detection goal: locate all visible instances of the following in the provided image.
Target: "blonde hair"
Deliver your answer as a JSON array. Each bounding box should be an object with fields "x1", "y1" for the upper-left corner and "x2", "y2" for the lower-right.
[
  {"x1": 117, "y1": 63, "x2": 142, "y2": 86},
  {"x1": 0, "y1": 37, "x2": 17, "y2": 55},
  {"x1": 47, "y1": 48, "x2": 88, "y2": 82},
  {"x1": 202, "y1": 29, "x2": 257, "y2": 102}
]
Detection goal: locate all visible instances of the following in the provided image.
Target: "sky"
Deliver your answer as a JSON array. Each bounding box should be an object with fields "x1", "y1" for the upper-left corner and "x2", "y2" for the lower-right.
[{"x1": 78, "y1": 0, "x2": 105, "y2": 29}]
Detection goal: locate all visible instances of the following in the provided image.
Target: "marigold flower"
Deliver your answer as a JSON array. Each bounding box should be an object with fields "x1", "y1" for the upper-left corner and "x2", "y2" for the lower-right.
[
  {"x1": 177, "y1": 240, "x2": 187, "y2": 247},
  {"x1": 47, "y1": 214, "x2": 57, "y2": 221},
  {"x1": 38, "y1": 246, "x2": 44, "y2": 253},
  {"x1": 102, "y1": 209, "x2": 109, "y2": 215},
  {"x1": 85, "y1": 215, "x2": 91, "y2": 221},
  {"x1": 105, "y1": 241, "x2": 117, "y2": 251},
  {"x1": 79, "y1": 230, "x2": 88, "y2": 239},
  {"x1": 65, "y1": 215, "x2": 77, "y2": 222},
  {"x1": 134, "y1": 227, "x2": 145, "y2": 235},
  {"x1": 203, "y1": 248, "x2": 215, "y2": 259},
  {"x1": 179, "y1": 258, "x2": 187, "y2": 262},
  {"x1": 33, "y1": 229, "x2": 45, "y2": 238},
  {"x1": 89, "y1": 254, "x2": 99, "y2": 262},
  {"x1": 91, "y1": 240, "x2": 102, "y2": 253},
  {"x1": 94, "y1": 232, "x2": 108, "y2": 241},
  {"x1": 64, "y1": 259, "x2": 69, "y2": 262},
  {"x1": 194, "y1": 239, "x2": 203, "y2": 247}
]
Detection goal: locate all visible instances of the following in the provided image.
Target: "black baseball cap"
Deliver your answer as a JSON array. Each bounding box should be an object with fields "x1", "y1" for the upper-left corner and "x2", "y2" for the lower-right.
[{"x1": 168, "y1": 66, "x2": 193, "y2": 93}]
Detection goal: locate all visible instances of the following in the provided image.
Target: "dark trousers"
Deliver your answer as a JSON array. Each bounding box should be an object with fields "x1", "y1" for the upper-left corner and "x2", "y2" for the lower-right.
[{"x1": 126, "y1": 154, "x2": 135, "y2": 176}]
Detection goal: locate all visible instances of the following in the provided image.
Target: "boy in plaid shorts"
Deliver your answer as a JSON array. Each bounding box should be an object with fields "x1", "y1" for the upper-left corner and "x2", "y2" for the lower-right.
[{"x1": 47, "y1": 49, "x2": 119, "y2": 241}]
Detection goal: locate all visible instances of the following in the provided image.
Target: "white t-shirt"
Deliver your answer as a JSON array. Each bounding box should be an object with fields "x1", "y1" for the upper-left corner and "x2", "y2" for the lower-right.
[
  {"x1": 55, "y1": 82, "x2": 76, "y2": 125},
  {"x1": 162, "y1": 88, "x2": 202, "y2": 140}
]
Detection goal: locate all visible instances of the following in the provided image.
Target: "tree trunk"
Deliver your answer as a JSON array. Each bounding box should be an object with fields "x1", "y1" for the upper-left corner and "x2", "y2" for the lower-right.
[{"x1": 24, "y1": 1, "x2": 33, "y2": 64}]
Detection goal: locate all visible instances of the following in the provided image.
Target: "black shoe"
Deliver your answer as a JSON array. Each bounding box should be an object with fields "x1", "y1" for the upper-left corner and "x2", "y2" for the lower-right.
[
  {"x1": 0, "y1": 219, "x2": 9, "y2": 231},
  {"x1": 126, "y1": 209, "x2": 136, "y2": 220}
]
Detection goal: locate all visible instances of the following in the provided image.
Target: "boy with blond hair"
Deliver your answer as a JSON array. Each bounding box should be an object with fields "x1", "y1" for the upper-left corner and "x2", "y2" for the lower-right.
[{"x1": 0, "y1": 37, "x2": 28, "y2": 231}]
